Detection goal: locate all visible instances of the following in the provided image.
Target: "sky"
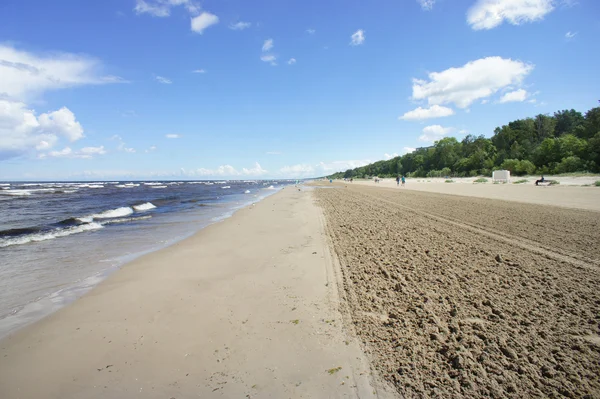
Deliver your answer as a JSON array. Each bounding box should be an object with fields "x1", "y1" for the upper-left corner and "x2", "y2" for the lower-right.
[{"x1": 0, "y1": 0, "x2": 599, "y2": 180}]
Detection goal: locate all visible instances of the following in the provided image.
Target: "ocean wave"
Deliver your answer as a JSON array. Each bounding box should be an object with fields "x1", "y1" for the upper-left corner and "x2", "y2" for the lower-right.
[
  {"x1": 215, "y1": 181, "x2": 227, "y2": 184},
  {"x1": 0, "y1": 183, "x2": 10, "y2": 186},
  {"x1": 244, "y1": 190, "x2": 251, "y2": 194},
  {"x1": 221, "y1": 186, "x2": 231, "y2": 189},
  {"x1": 143, "y1": 182, "x2": 164, "y2": 186},
  {"x1": 0, "y1": 189, "x2": 33, "y2": 196},
  {"x1": 265, "y1": 185, "x2": 276, "y2": 190},
  {"x1": 150, "y1": 185, "x2": 167, "y2": 189},
  {"x1": 0, "y1": 223, "x2": 103, "y2": 248},
  {"x1": 133, "y1": 202, "x2": 156, "y2": 211},
  {"x1": 91, "y1": 206, "x2": 134, "y2": 219},
  {"x1": 115, "y1": 183, "x2": 139, "y2": 188},
  {"x1": 100, "y1": 215, "x2": 152, "y2": 225}
]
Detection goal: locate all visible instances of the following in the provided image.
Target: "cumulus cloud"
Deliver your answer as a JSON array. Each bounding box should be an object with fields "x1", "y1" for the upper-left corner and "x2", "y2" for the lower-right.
[
  {"x1": 0, "y1": 100, "x2": 85, "y2": 160},
  {"x1": 467, "y1": 0, "x2": 555, "y2": 30},
  {"x1": 38, "y1": 146, "x2": 106, "y2": 159},
  {"x1": 417, "y1": 0, "x2": 436, "y2": 10},
  {"x1": 134, "y1": 0, "x2": 199, "y2": 17},
  {"x1": 262, "y1": 39, "x2": 274, "y2": 52},
  {"x1": 191, "y1": 12, "x2": 219, "y2": 34},
  {"x1": 419, "y1": 125, "x2": 454, "y2": 142},
  {"x1": 229, "y1": 21, "x2": 251, "y2": 30},
  {"x1": 287, "y1": 58, "x2": 297, "y2": 65},
  {"x1": 565, "y1": 31, "x2": 577, "y2": 39},
  {"x1": 350, "y1": 29, "x2": 365, "y2": 46},
  {"x1": 279, "y1": 160, "x2": 371, "y2": 178},
  {"x1": 155, "y1": 75, "x2": 172, "y2": 84},
  {"x1": 384, "y1": 153, "x2": 399, "y2": 160},
  {"x1": 190, "y1": 162, "x2": 268, "y2": 177},
  {"x1": 165, "y1": 134, "x2": 181, "y2": 138},
  {"x1": 399, "y1": 105, "x2": 455, "y2": 120},
  {"x1": 498, "y1": 88, "x2": 529, "y2": 103},
  {"x1": 411, "y1": 56, "x2": 534, "y2": 108}
]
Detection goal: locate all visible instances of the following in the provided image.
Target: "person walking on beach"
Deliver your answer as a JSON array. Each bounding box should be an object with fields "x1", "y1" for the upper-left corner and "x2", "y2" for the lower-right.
[
  {"x1": 396, "y1": 176, "x2": 400, "y2": 186},
  {"x1": 535, "y1": 175, "x2": 545, "y2": 186},
  {"x1": 401, "y1": 175, "x2": 406, "y2": 187}
]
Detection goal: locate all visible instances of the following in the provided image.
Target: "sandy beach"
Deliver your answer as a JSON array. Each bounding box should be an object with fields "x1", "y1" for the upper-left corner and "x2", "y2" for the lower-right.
[
  {"x1": 2, "y1": 181, "x2": 600, "y2": 398},
  {"x1": 0, "y1": 187, "x2": 391, "y2": 399},
  {"x1": 316, "y1": 183, "x2": 600, "y2": 398}
]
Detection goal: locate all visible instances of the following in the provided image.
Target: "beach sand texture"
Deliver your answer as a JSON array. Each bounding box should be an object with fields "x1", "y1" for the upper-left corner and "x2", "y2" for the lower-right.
[
  {"x1": 315, "y1": 183, "x2": 600, "y2": 398},
  {"x1": 0, "y1": 188, "x2": 388, "y2": 399}
]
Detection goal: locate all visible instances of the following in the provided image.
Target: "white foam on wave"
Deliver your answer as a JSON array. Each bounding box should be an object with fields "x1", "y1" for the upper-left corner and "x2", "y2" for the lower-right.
[
  {"x1": 115, "y1": 183, "x2": 139, "y2": 188},
  {"x1": 100, "y1": 215, "x2": 152, "y2": 225},
  {"x1": 92, "y1": 207, "x2": 134, "y2": 219},
  {"x1": 221, "y1": 186, "x2": 231, "y2": 189},
  {"x1": 143, "y1": 182, "x2": 164, "y2": 186},
  {"x1": 0, "y1": 183, "x2": 10, "y2": 186},
  {"x1": 244, "y1": 190, "x2": 251, "y2": 194},
  {"x1": 265, "y1": 185, "x2": 276, "y2": 190},
  {"x1": 0, "y1": 190, "x2": 32, "y2": 196},
  {"x1": 0, "y1": 223, "x2": 104, "y2": 248},
  {"x1": 133, "y1": 202, "x2": 156, "y2": 211},
  {"x1": 215, "y1": 181, "x2": 227, "y2": 184},
  {"x1": 151, "y1": 185, "x2": 167, "y2": 189}
]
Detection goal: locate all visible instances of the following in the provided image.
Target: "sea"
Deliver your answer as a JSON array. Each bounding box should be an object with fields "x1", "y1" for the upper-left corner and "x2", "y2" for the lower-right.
[{"x1": 0, "y1": 179, "x2": 291, "y2": 338}]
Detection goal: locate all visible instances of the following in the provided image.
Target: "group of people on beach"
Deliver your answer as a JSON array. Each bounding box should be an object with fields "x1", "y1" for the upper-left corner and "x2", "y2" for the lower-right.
[{"x1": 396, "y1": 176, "x2": 405, "y2": 187}]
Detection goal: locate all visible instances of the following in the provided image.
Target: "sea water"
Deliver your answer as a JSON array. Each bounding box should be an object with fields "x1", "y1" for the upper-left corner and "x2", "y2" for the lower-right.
[{"x1": 0, "y1": 180, "x2": 290, "y2": 338}]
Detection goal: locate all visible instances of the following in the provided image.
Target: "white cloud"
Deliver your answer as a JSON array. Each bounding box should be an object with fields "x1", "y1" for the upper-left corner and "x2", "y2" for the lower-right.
[
  {"x1": 350, "y1": 29, "x2": 365, "y2": 46},
  {"x1": 145, "y1": 145, "x2": 157, "y2": 153},
  {"x1": 262, "y1": 39, "x2": 274, "y2": 52},
  {"x1": 411, "y1": 56, "x2": 534, "y2": 108},
  {"x1": 192, "y1": 69, "x2": 206, "y2": 73},
  {"x1": 165, "y1": 134, "x2": 181, "y2": 138},
  {"x1": 38, "y1": 146, "x2": 106, "y2": 159},
  {"x1": 419, "y1": 125, "x2": 454, "y2": 142},
  {"x1": 403, "y1": 147, "x2": 416, "y2": 154},
  {"x1": 261, "y1": 54, "x2": 277, "y2": 66},
  {"x1": 565, "y1": 31, "x2": 577, "y2": 39},
  {"x1": 134, "y1": 0, "x2": 199, "y2": 17},
  {"x1": 191, "y1": 12, "x2": 219, "y2": 34},
  {"x1": 111, "y1": 135, "x2": 136, "y2": 153},
  {"x1": 0, "y1": 100, "x2": 85, "y2": 160},
  {"x1": 481, "y1": 99, "x2": 489, "y2": 104},
  {"x1": 279, "y1": 160, "x2": 372, "y2": 178},
  {"x1": 498, "y1": 88, "x2": 528, "y2": 103},
  {"x1": 0, "y1": 44, "x2": 124, "y2": 102},
  {"x1": 155, "y1": 76, "x2": 172, "y2": 84},
  {"x1": 384, "y1": 153, "x2": 399, "y2": 160},
  {"x1": 190, "y1": 162, "x2": 267, "y2": 177},
  {"x1": 399, "y1": 105, "x2": 455, "y2": 120},
  {"x1": 306, "y1": 29, "x2": 316, "y2": 34},
  {"x1": 467, "y1": 0, "x2": 555, "y2": 30},
  {"x1": 229, "y1": 21, "x2": 251, "y2": 30},
  {"x1": 417, "y1": 0, "x2": 436, "y2": 10},
  {"x1": 287, "y1": 58, "x2": 297, "y2": 65}
]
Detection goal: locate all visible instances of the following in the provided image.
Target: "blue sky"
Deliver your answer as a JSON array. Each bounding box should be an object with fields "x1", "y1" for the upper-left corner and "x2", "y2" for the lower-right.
[{"x1": 0, "y1": 0, "x2": 598, "y2": 180}]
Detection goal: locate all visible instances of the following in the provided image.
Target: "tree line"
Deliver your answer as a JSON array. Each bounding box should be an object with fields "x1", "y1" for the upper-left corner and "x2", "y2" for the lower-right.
[{"x1": 329, "y1": 107, "x2": 600, "y2": 179}]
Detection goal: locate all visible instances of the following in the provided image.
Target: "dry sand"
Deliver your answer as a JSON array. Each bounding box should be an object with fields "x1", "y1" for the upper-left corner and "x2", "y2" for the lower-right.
[
  {"x1": 349, "y1": 178, "x2": 600, "y2": 211},
  {"x1": 0, "y1": 187, "x2": 392, "y2": 399},
  {"x1": 315, "y1": 183, "x2": 600, "y2": 398}
]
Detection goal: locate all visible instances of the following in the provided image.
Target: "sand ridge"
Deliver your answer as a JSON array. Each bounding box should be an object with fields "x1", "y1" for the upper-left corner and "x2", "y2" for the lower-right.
[{"x1": 315, "y1": 184, "x2": 600, "y2": 398}]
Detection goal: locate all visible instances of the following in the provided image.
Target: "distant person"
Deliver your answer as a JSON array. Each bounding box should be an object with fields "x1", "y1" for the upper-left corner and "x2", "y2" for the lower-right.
[
  {"x1": 396, "y1": 176, "x2": 400, "y2": 186},
  {"x1": 401, "y1": 176, "x2": 406, "y2": 187},
  {"x1": 350, "y1": 178, "x2": 353, "y2": 183},
  {"x1": 535, "y1": 175, "x2": 545, "y2": 186}
]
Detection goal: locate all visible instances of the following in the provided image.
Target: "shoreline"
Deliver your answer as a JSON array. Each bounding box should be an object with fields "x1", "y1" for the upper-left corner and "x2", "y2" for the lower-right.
[
  {"x1": 0, "y1": 186, "x2": 283, "y2": 340},
  {"x1": 0, "y1": 187, "x2": 387, "y2": 398}
]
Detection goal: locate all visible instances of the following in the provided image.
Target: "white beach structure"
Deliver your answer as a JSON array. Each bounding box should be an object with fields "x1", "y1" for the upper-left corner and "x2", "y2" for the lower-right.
[{"x1": 492, "y1": 170, "x2": 511, "y2": 183}]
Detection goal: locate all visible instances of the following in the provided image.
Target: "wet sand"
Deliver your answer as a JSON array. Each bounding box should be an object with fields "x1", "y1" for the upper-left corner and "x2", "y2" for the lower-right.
[
  {"x1": 315, "y1": 183, "x2": 600, "y2": 398},
  {"x1": 0, "y1": 188, "x2": 391, "y2": 399}
]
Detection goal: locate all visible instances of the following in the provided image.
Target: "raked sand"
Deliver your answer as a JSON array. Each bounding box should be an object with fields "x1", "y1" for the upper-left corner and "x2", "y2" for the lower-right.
[{"x1": 0, "y1": 187, "x2": 393, "y2": 399}]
